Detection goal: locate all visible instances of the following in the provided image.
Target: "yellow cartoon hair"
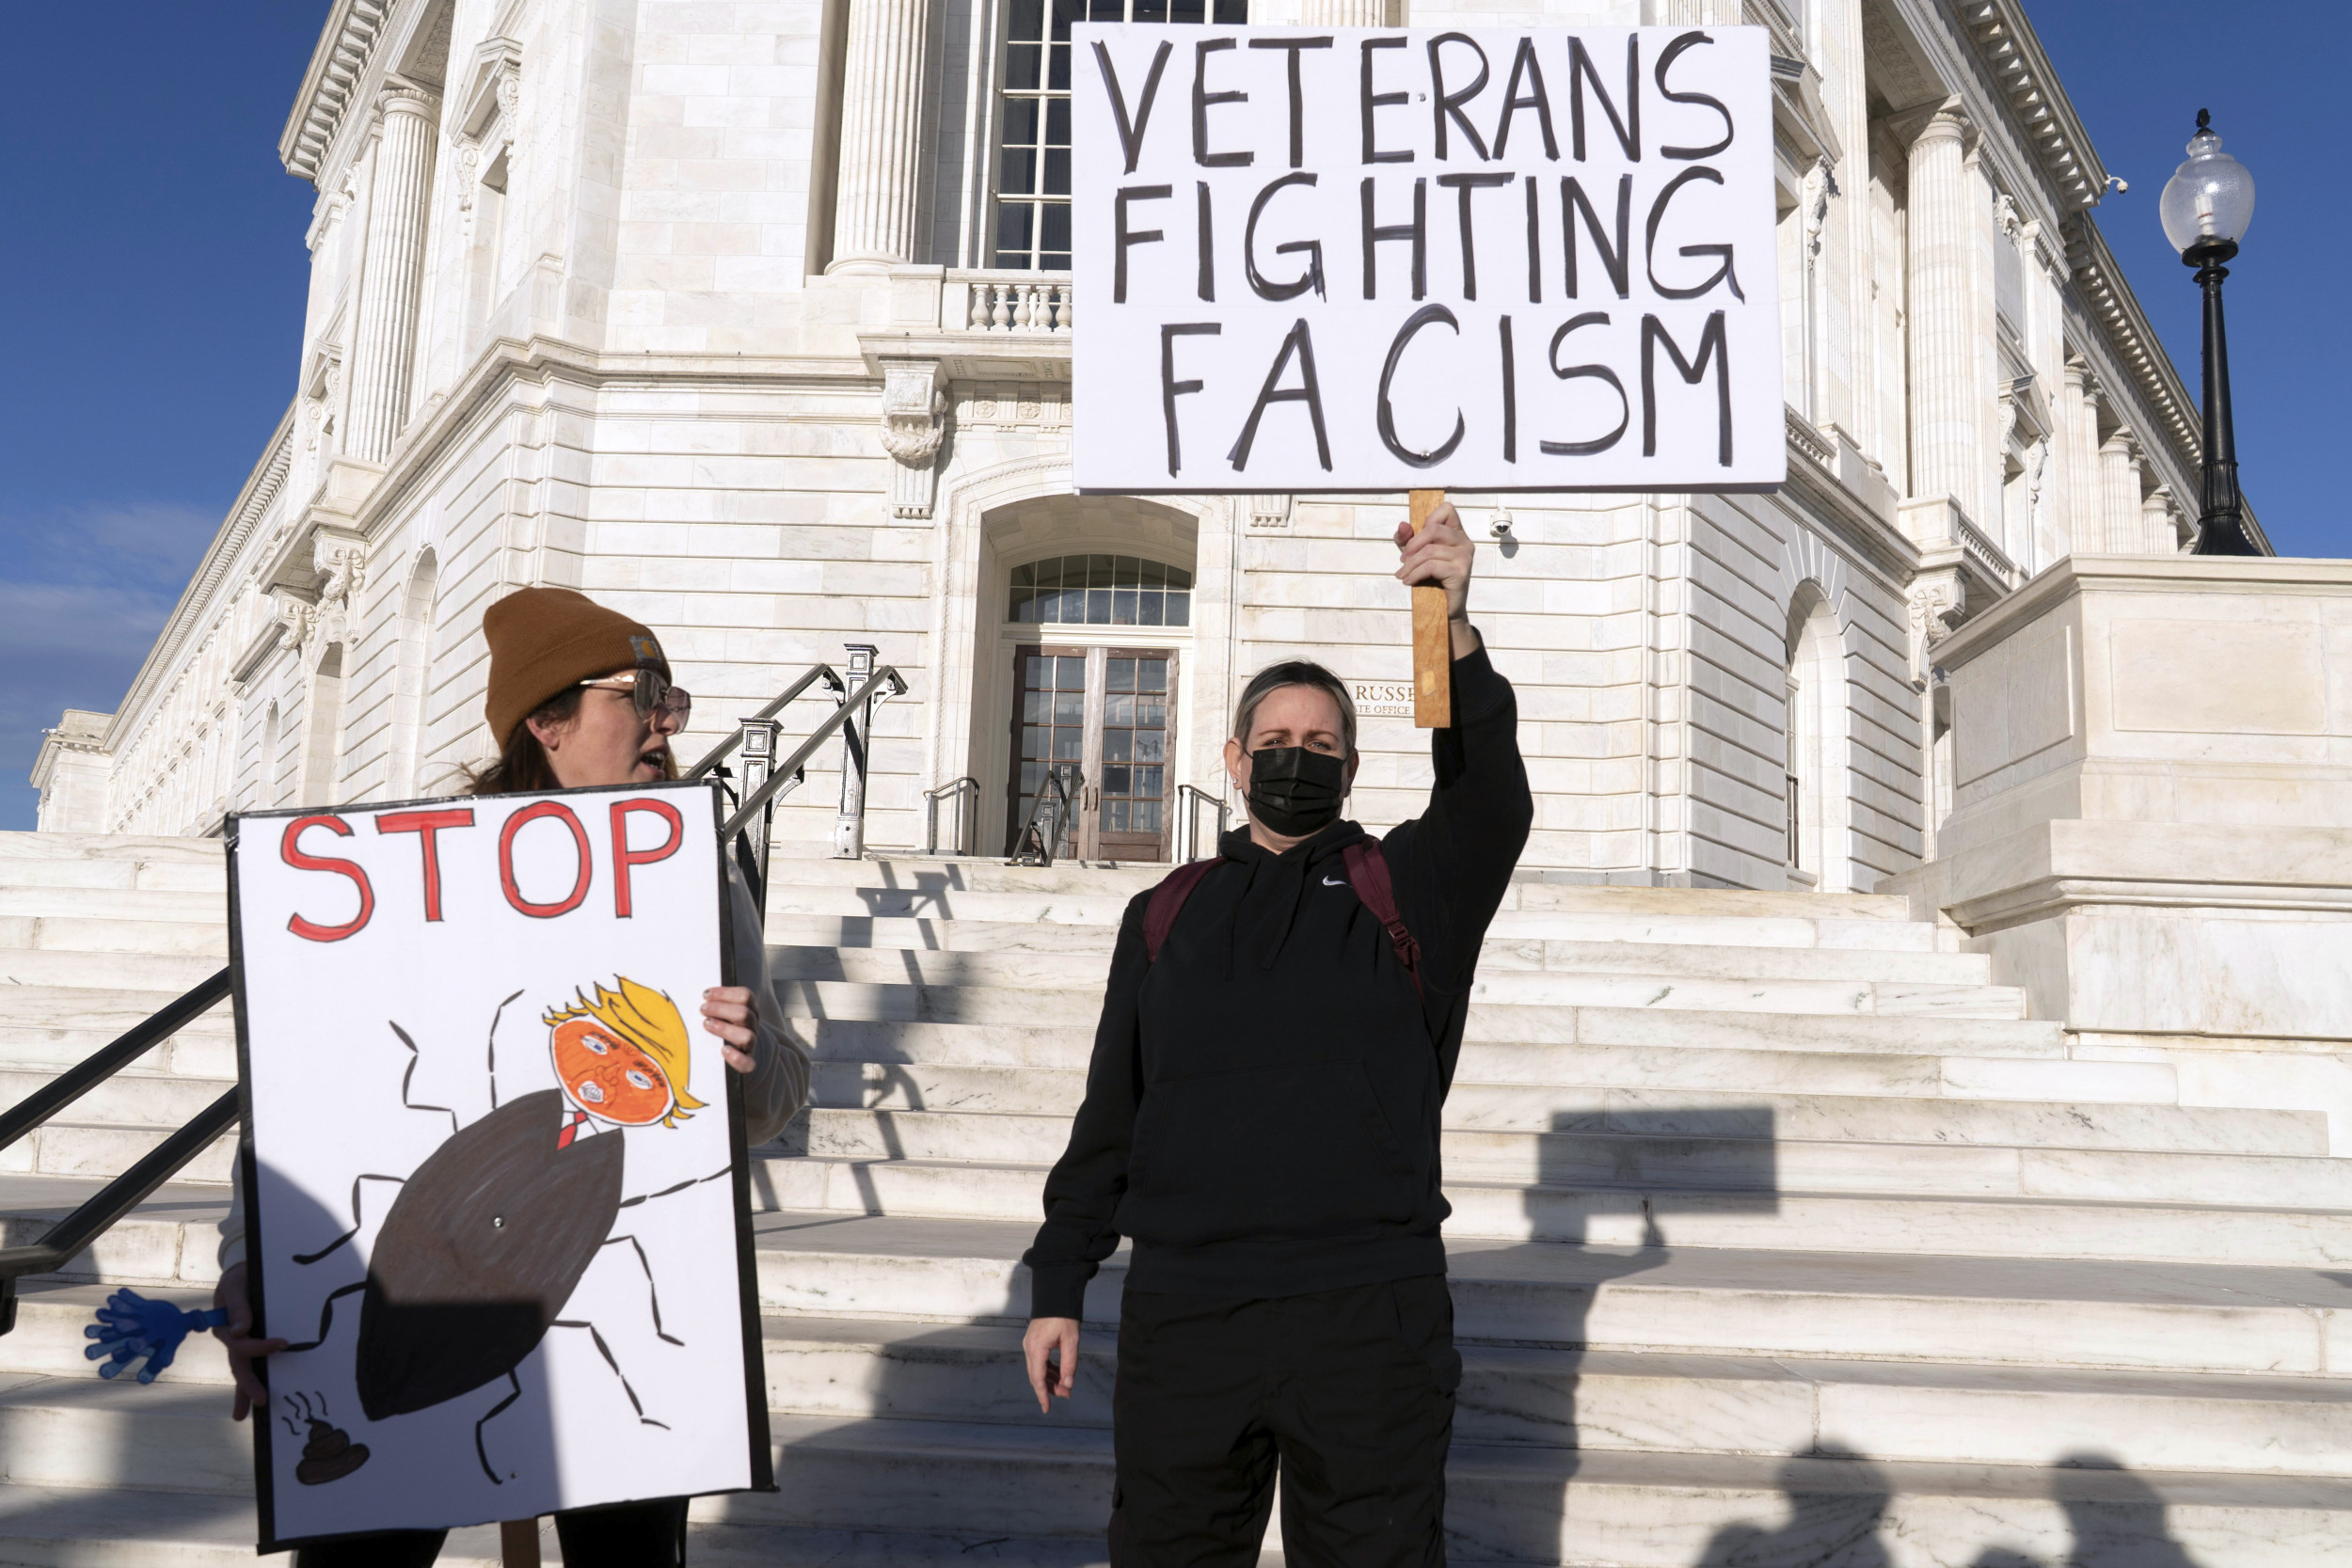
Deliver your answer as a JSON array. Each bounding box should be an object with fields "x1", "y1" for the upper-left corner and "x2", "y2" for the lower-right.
[{"x1": 543, "y1": 976, "x2": 705, "y2": 1126}]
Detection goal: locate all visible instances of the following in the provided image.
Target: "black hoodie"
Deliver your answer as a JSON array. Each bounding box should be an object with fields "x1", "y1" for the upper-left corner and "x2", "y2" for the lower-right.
[{"x1": 1024, "y1": 645, "x2": 1533, "y2": 1318}]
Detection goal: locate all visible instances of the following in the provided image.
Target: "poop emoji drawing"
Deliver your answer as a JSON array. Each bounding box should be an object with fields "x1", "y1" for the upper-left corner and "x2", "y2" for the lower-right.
[
  {"x1": 283, "y1": 1391, "x2": 370, "y2": 1484},
  {"x1": 274, "y1": 979, "x2": 727, "y2": 1485}
]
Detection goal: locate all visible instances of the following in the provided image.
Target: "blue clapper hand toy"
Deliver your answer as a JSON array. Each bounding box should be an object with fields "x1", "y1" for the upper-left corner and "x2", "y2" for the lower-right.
[{"x1": 85, "y1": 1288, "x2": 226, "y2": 1384}]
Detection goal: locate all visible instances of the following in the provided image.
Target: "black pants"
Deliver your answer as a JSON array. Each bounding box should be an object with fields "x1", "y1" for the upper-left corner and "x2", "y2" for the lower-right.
[
  {"x1": 292, "y1": 1497, "x2": 689, "y2": 1566},
  {"x1": 1109, "y1": 1275, "x2": 1458, "y2": 1568}
]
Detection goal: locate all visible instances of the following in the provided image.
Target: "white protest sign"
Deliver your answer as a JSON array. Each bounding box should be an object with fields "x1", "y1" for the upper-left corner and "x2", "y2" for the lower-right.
[
  {"x1": 229, "y1": 782, "x2": 763, "y2": 1550},
  {"x1": 1072, "y1": 25, "x2": 1782, "y2": 494}
]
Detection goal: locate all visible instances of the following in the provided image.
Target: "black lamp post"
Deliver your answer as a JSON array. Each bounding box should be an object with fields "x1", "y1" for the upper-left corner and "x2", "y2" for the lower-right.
[{"x1": 2160, "y1": 109, "x2": 2261, "y2": 555}]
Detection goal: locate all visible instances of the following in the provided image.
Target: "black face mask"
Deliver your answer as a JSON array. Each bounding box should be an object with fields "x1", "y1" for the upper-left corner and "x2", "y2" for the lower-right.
[{"x1": 1246, "y1": 746, "x2": 1346, "y2": 837}]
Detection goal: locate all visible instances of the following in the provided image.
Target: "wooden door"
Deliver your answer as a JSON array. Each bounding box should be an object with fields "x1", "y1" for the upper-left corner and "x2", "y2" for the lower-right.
[{"x1": 1006, "y1": 645, "x2": 1178, "y2": 863}]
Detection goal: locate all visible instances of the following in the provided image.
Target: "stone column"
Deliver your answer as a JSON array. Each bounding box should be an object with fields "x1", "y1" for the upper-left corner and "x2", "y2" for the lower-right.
[
  {"x1": 830, "y1": 0, "x2": 939, "y2": 270},
  {"x1": 1904, "y1": 103, "x2": 1979, "y2": 521},
  {"x1": 2099, "y1": 429, "x2": 2142, "y2": 556},
  {"x1": 2060, "y1": 359, "x2": 2101, "y2": 561},
  {"x1": 344, "y1": 87, "x2": 439, "y2": 464},
  {"x1": 2142, "y1": 485, "x2": 2184, "y2": 555}
]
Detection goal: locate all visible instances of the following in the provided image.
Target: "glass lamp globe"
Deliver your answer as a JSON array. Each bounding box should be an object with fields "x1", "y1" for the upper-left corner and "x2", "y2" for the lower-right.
[{"x1": 2160, "y1": 111, "x2": 2256, "y2": 255}]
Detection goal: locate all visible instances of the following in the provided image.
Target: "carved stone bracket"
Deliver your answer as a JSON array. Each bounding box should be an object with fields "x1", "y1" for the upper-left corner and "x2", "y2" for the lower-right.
[
  {"x1": 1905, "y1": 572, "x2": 1966, "y2": 688},
  {"x1": 271, "y1": 590, "x2": 319, "y2": 654},
  {"x1": 879, "y1": 359, "x2": 948, "y2": 520},
  {"x1": 314, "y1": 530, "x2": 369, "y2": 607},
  {"x1": 1246, "y1": 495, "x2": 1293, "y2": 532}
]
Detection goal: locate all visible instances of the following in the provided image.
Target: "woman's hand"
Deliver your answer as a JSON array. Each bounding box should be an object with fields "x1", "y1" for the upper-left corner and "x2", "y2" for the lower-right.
[
  {"x1": 701, "y1": 987, "x2": 758, "y2": 1074},
  {"x1": 1023, "y1": 1317, "x2": 1081, "y2": 1414},
  {"x1": 212, "y1": 1262, "x2": 286, "y2": 1421},
  {"x1": 1393, "y1": 501, "x2": 1480, "y2": 656}
]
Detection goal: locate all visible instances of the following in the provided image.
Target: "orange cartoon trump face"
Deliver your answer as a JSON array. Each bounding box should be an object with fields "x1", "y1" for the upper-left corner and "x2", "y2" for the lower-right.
[{"x1": 544, "y1": 977, "x2": 705, "y2": 1129}]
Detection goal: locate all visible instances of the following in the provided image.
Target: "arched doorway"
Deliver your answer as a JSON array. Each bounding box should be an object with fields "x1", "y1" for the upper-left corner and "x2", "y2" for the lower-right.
[
  {"x1": 970, "y1": 496, "x2": 1202, "y2": 862},
  {"x1": 1784, "y1": 587, "x2": 1850, "y2": 892}
]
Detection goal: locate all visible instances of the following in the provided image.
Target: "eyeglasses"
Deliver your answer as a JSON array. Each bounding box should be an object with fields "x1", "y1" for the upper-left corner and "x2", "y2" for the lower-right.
[{"x1": 580, "y1": 669, "x2": 691, "y2": 727}]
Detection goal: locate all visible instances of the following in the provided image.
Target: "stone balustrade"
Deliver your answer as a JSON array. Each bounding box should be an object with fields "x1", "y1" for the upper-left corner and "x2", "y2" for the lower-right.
[{"x1": 952, "y1": 273, "x2": 1073, "y2": 335}]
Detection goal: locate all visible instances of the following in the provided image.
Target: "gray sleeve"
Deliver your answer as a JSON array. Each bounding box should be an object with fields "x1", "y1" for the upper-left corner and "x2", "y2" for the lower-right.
[{"x1": 727, "y1": 862, "x2": 810, "y2": 1148}]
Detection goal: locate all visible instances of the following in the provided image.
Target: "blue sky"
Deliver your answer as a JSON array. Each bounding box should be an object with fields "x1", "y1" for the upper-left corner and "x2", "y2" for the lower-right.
[{"x1": 0, "y1": 3, "x2": 2342, "y2": 832}]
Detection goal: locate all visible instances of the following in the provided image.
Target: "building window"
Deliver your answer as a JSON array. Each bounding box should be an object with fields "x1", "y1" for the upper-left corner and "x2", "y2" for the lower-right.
[
  {"x1": 1009, "y1": 554, "x2": 1193, "y2": 626},
  {"x1": 993, "y1": 0, "x2": 1248, "y2": 271}
]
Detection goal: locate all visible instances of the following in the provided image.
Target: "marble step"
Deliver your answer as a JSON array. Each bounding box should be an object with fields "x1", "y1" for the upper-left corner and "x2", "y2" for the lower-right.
[
  {"x1": 769, "y1": 856, "x2": 1168, "y2": 895},
  {"x1": 757, "y1": 1316, "x2": 2352, "y2": 1477},
  {"x1": 747, "y1": 1212, "x2": 2352, "y2": 1376},
  {"x1": 20, "y1": 1148, "x2": 2352, "y2": 1286},
  {"x1": 764, "y1": 882, "x2": 1922, "y2": 932},
  {"x1": 752, "y1": 1155, "x2": 2352, "y2": 1267},
  {"x1": 8, "y1": 1307, "x2": 2350, "y2": 1485},
  {"x1": 0, "y1": 1117, "x2": 236, "y2": 1184},
  {"x1": 791, "y1": 1101, "x2": 2330, "y2": 1192},
  {"x1": 0, "y1": 1068, "x2": 234, "y2": 1129},
  {"x1": 0, "y1": 1449, "x2": 2331, "y2": 1568},
  {"x1": 0, "y1": 945, "x2": 230, "y2": 993},
  {"x1": 1498, "y1": 884, "x2": 1911, "y2": 921},
  {"x1": 0, "y1": 831, "x2": 224, "y2": 867},
  {"x1": 812, "y1": 1052, "x2": 2185, "y2": 1120},
  {"x1": 768, "y1": 908, "x2": 1947, "y2": 957},
  {"x1": 771, "y1": 974, "x2": 2026, "y2": 1028},
  {"x1": 750, "y1": 1414, "x2": 2350, "y2": 1564},
  {"x1": 0, "y1": 914, "x2": 228, "y2": 958},
  {"x1": 0, "y1": 1183, "x2": 230, "y2": 1287},
  {"x1": 789, "y1": 1008, "x2": 2073, "y2": 1073},
  {"x1": 0, "y1": 856, "x2": 224, "y2": 895},
  {"x1": 0, "y1": 884, "x2": 230, "y2": 924},
  {"x1": 19, "y1": 1379, "x2": 2341, "y2": 1560},
  {"x1": 0, "y1": 1483, "x2": 1116, "y2": 1568},
  {"x1": 765, "y1": 940, "x2": 1991, "y2": 990},
  {"x1": 0, "y1": 1482, "x2": 517, "y2": 1568},
  {"x1": 0, "y1": 984, "x2": 236, "y2": 1043}
]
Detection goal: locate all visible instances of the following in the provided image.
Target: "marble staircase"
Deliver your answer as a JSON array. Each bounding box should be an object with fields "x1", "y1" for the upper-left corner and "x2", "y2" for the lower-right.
[{"x1": 2, "y1": 831, "x2": 2350, "y2": 1564}]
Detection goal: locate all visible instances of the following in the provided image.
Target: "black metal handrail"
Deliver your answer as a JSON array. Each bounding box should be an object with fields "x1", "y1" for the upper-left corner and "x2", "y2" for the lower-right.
[
  {"x1": 1009, "y1": 763, "x2": 1080, "y2": 867},
  {"x1": 0, "y1": 969, "x2": 239, "y2": 1333},
  {"x1": 722, "y1": 665, "x2": 906, "y2": 842},
  {"x1": 684, "y1": 664, "x2": 844, "y2": 781},
  {"x1": 924, "y1": 777, "x2": 979, "y2": 857},
  {"x1": 1176, "y1": 784, "x2": 1230, "y2": 863}
]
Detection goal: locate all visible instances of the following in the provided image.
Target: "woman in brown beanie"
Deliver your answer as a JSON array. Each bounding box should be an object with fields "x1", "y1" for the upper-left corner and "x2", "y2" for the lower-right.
[{"x1": 211, "y1": 587, "x2": 810, "y2": 1566}]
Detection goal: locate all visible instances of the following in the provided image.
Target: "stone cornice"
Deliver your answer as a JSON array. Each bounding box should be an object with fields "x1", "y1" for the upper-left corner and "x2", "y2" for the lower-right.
[
  {"x1": 1777, "y1": 415, "x2": 1922, "y2": 594},
  {"x1": 279, "y1": 0, "x2": 394, "y2": 185},
  {"x1": 1950, "y1": 1, "x2": 2108, "y2": 213},
  {"x1": 99, "y1": 404, "x2": 298, "y2": 755}
]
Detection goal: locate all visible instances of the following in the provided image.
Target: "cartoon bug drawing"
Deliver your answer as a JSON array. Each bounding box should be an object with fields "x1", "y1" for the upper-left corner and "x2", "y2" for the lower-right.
[{"x1": 276, "y1": 977, "x2": 727, "y2": 1484}]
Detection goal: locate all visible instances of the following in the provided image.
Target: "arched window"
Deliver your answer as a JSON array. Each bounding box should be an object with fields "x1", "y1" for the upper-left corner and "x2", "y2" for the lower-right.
[
  {"x1": 258, "y1": 701, "x2": 280, "y2": 809},
  {"x1": 1009, "y1": 554, "x2": 1192, "y2": 626},
  {"x1": 389, "y1": 551, "x2": 439, "y2": 798},
  {"x1": 301, "y1": 645, "x2": 347, "y2": 808},
  {"x1": 1785, "y1": 590, "x2": 1850, "y2": 892}
]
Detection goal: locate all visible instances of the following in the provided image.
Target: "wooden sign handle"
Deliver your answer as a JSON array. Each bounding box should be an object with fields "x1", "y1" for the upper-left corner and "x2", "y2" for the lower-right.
[
  {"x1": 1408, "y1": 489, "x2": 1452, "y2": 729},
  {"x1": 501, "y1": 1520, "x2": 542, "y2": 1568}
]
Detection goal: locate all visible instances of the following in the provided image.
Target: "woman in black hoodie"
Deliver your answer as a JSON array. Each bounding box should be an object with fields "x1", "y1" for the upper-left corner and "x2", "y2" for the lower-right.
[{"x1": 1021, "y1": 502, "x2": 1532, "y2": 1567}]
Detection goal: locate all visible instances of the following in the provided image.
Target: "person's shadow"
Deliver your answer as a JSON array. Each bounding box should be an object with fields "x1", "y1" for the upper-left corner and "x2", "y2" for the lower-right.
[
  {"x1": 1452, "y1": 1104, "x2": 1778, "y2": 1562},
  {"x1": 2049, "y1": 1451, "x2": 2206, "y2": 1567},
  {"x1": 1692, "y1": 1446, "x2": 1892, "y2": 1567}
]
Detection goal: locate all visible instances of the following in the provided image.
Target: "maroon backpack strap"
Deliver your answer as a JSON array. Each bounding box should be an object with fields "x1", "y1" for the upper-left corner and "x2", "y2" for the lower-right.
[
  {"x1": 1342, "y1": 840, "x2": 1422, "y2": 997},
  {"x1": 1142, "y1": 858, "x2": 1220, "y2": 963}
]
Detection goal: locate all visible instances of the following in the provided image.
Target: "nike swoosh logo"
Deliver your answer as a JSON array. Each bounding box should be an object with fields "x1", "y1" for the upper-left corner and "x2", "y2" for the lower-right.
[{"x1": 1323, "y1": 876, "x2": 1347, "y2": 887}]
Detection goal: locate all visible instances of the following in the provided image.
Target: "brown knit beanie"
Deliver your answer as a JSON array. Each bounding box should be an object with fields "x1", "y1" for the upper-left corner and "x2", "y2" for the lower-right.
[{"x1": 482, "y1": 587, "x2": 671, "y2": 745}]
